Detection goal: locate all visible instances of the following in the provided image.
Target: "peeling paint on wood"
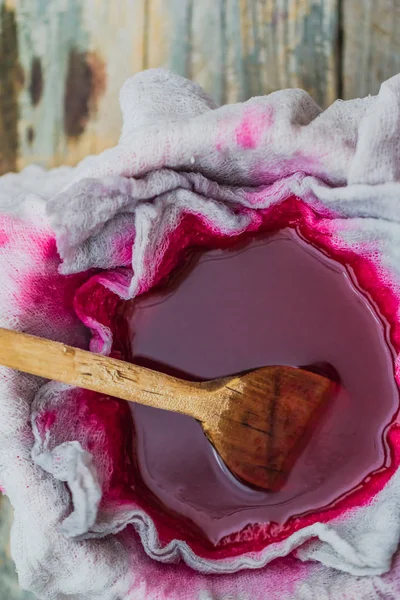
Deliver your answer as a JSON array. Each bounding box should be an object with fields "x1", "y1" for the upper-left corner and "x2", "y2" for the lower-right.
[
  {"x1": 15, "y1": 0, "x2": 145, "y2": 169},
  {"x1": 17, "y1": 0, "x2": 91, "y2": 168},
  {"x1": 0, "y1": 2, "x2": 23, "y2": 174},
  {"x1": 236, "y1": 0, "x2": 338, "y2": 107},
  {"x1": 64, "y1": 49, "x2": 106, "y2": 138},
  {"x1": 343, "y1": 0, "x2": 400, "y2": 99},
  {"x1": 138, "y1": 0, "x2": 339, "y2": 107},
  {"x1": 63, "y1": 49, "x2": 92, "y2": 138},
  {"x1": 26, "y1": 125, "x2": 34, "y2": 145},
  {"x1": 0, "y1": 495, "x2": 36, "y2": 599},
  {"x1": 0, "y1": 0, "x2": 398, "y2": 182},
  {"x1": 28, "y1": 57, "x2": 43, "y2": 106},
  {"x1": 64, "y1": 49, "x2": 92, "y2": 138},
  {"x1": 0, "y1": 3, "x2": 399, "y2": 598}
]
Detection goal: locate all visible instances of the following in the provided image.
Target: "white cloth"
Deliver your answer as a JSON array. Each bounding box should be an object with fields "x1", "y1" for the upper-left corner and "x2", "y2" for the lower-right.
[{"x1": 0, "y1": 69, "x2": 400, "y2": 598}]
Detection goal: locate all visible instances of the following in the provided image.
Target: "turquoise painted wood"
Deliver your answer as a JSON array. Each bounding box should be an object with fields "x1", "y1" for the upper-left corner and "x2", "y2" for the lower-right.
[
  {"x1": 343, "y1": 0, "x2": 400, "y2": 100},
  {"x1": 0, "y1": 495, "x2": 35, "y2": 599},
  {"x1": 0, "y1": 1, "x2": 399, "y2": 597},
  {"x1": 0, "y1": 0, "x2": 341, "y2": 175},
  {"x1": 1, "y1": 0, "x2": 400, "y2": 177}
]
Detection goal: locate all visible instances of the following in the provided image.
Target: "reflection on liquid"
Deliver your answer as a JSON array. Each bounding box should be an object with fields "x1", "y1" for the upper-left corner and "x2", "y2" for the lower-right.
[{"x1": 123, "y1": 229, "x2": 397, "y2": 544}]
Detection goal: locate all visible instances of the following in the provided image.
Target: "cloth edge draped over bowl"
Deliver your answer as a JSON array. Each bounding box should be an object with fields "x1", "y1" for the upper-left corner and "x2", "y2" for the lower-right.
[{"x1": 1, "y1": 69, "x2": 400, "y2": 599}]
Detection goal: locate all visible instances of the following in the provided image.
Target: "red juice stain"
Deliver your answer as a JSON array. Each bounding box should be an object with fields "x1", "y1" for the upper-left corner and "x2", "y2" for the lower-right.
[
  {"x1": 35, "y1": 410, "x2": 56, "y2": 437},
  {"x1": 0, "y1": 231, "x2": 9, "y2": 247},
  {"x1": 121, "y1": 228, "x2": 398, "y2": 546}
]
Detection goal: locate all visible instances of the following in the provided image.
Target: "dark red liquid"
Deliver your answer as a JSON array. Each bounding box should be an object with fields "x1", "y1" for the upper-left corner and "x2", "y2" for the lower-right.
[{"x1": 123, "y1": 228, "x2": 398, "y2": 544}]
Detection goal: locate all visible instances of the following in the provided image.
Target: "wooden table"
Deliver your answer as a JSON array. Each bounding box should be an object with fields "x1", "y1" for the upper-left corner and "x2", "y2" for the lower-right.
[
  {"x1": 0, "y1": 0, "x2": 399, "y2": 175},
  {"x1": 0, "y1": 495, "x2": 35, "y2": 598},
  {"x1": 0, "y1": 0, "x2": 399, "y2": 596}
]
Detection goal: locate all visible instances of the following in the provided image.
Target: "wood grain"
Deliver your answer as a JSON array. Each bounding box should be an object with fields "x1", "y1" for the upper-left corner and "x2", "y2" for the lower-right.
[
  {"x1": 0, "y1": 2, "x2": 23, "y2": 174},
  {"x1": 15, "y1": 0, "x2": 146, "y2": 170},
  {"x1": 0, "y1": 327, "x2": 213, "y2": 421},
  {"x1": 0, "y1": 495, "x2": 35, "y2": 599},
  {"x1": 343, "y1": 0, "x2": 400, "y2": 100},
  {"x1": 0, "y1": 0, "x2": 341, "y2": 174},
  {"x1": 5, "y1": 0, "x2": 400, "y2": 173},
  {"x1": 142, "y1": 0, "x2": 339, "y2": 106},
  {"x1": 0, "y1": 327, "x2": 336, "y2": 492},
  {"x1": 210, "y1": 363, "x2": 335, "y2": 491}
]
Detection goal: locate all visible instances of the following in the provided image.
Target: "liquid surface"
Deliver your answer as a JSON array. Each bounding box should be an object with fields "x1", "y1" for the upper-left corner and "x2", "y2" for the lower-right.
[{"x1": 124, "y1": 229, "x2": 398, "y2": 544}]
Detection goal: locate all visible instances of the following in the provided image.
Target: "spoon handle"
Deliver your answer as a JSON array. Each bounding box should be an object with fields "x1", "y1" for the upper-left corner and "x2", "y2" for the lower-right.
[{"x1": 0, "y1": 327, "x2": 212, "y2": 421}]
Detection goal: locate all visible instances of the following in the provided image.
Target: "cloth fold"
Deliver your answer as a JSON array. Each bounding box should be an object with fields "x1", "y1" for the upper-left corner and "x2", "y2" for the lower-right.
[{"x1": 1, "y1": 69, "x2": 400, "y2": 598}]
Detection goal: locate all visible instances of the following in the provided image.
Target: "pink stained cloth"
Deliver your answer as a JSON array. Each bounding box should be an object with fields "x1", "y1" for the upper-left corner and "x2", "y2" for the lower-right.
[{"x1": 0, "y1": 70, "x2": 400, "y2": 598}]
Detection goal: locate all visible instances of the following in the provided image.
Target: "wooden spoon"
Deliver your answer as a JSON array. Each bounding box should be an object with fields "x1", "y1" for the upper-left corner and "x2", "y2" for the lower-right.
[{"x1": 0, "y1": 327, "x2": 337, "y2": 491}]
